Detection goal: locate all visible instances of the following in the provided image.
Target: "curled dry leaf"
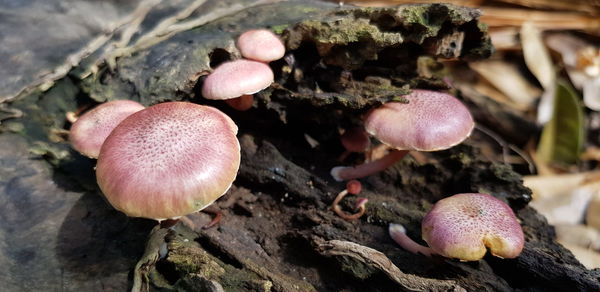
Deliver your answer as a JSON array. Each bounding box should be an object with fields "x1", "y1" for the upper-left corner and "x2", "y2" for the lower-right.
[
  {"x1": 469, "y1": 60, "x2": 541, "y2": 107},
  {"x1": 546, "y1": 33, "x2": 600, "y2": 111},
  {"x1": 554, "y1": 223, "x2": 600, "y2": 251},
  {"x1": 586, "y1": 195, "x2": 600, "y2": 231},
  {"x1": 524, "y1": 171, "x2": 600, "y2": 225},
  {"x1": 520, "y1": 22, "x2": 557, "y2": 124},
  {"x1": 558, "y1": 241, "x2": 600, "y2": 270}
]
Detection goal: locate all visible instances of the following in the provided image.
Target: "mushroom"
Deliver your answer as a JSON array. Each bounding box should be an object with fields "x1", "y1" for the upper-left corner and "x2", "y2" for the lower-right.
[
  {"x1": 338, "y1": 127, "x2": 371, "y2": 161},
  {"x1": 96, "y1": 102, "x2": 240, "y2": 221},
  {"x1": 331, "y1": 90, "x2": 474, "y2": 181},
  {"x1": 332, "y1": 180, "x2": 369, "y2": 221},
  {"x1": 69, "y1": 100, "x2": 145, "y2": 158},
  {"x1": 236, "y1": 29, "x2": 285, "y2": 62},
  {"x1": 201, "y1": 59, "x2": 274, "y2": 111},
  {"x1": 389, "y1": 193, "x2": 525, "y2": 261}
]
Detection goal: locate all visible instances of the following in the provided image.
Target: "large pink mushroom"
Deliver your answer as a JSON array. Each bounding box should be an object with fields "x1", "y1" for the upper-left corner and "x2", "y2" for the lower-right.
[
  {"x1": 202, "y1": 59, "x2": 274, "y2": 111},
  {"x1": 331, "y1": 90, "x2": 474, "y2": 181},
  {"x1": 69, "y1": 100, "x2": 145, "y2": 158},
  {"x1": 389, "y1": 193, "x2": 525, "y2": 261},
  {"x1": 96, "y1": 102, "x2": 240, "y2": 221},
  {"x1": 236, "y1": 29, "x2": 285, "y2": 62}
]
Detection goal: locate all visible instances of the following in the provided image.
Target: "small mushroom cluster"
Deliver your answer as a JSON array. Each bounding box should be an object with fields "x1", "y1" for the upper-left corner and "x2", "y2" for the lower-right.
[
  {"x1": 331, "y1": 90, "x2": 475, "y2": 181},
  {"x1": 202, "y1": 29, "x2": 285, "y2": 110},
  {"x1": 327, "y1": 90, "x2": 525, "y2": 260},
  {"x1": 68, "y1": 28, "x2": 287, "y2": 224},
  {"x1": 70, "y1": 101, "x2": 240, "y2": 222}
]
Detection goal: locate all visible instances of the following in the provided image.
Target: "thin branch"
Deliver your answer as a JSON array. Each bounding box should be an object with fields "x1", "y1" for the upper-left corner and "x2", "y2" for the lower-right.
[{"x1": 314, "y1": 238, "x2": 466, "y2": 292}]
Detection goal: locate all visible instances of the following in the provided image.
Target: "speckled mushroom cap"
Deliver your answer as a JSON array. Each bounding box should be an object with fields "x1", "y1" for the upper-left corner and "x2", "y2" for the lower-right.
[
  {"x1": 201, "y1": 59, "x2": 274, "y2": 100},
  {"x1": 422, "y1": 193, "x2": 525, "y2": 261},
  {"x1": 96, "y1": 102, "x2": 240, "y2": 220},
  {"x1": 69, "y1": 100, "x2": 145, "y2": 158},
  {"x1": 364, "y1": 90, "x2": 474, "y2": 152},
  {"x1": 236, "y1": 29, "x2": 285, "y2": 62}
]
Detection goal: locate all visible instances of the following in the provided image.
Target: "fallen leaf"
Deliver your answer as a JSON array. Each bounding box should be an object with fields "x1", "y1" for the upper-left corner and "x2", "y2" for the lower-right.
[
  {"x1": 524, "y1": 172, "x2": 600, "y2": 225},
  {"x1": 470, "y1": 60, "x2": 541, "y2": 107},
  {"x1": 557, "y1": 241, "x2": 600, "y2": 269},
  {"x1": 521, "y1": 22, "x2": 555, "y2": 89},
  {"x1": 586, "y1": 194, "x2": 600, "y2": 231},
  {"x1": 554, "y1": 223, "x2": 600, "y2": 250},
  {"x1": 546, "y1": 33, "x2": 600, "y2": 111},
  {"x1": 536, "y1": 81, "x2": 585, "y2": 166},
  {"x1": 521, "y1": 22, "x2": 557, "y2": 124}
]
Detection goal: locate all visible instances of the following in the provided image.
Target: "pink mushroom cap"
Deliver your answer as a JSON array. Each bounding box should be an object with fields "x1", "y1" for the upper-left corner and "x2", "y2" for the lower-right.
[
  {"x1": 422, "y1": 193, "x2": 525, "y2": 261},
  {"x1": 236, "y1": 29, "x2": 285, "y2": 62},
  {"x1": 341, "y1": 127, "x2": 371, "y2": 153},
  {"x1": 202, "y1": 59, "x2": 274, "y2": 100},
  {"x1": 69, "y1": 100, "x2": 145, "y2": 158},
  {"x1": 364, "y1": 90, "x2": 474, "y2": 152},
  {"x1": 96, "y1": 102, "x2": 240, "y2": 220}
]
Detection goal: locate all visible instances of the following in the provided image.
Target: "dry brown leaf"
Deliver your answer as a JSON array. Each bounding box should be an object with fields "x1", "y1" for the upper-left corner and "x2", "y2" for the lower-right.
[
  {"x1": 554, "y1": 223, "x2": 600, "y2": 250},
  {"x1": 546, "y1": 33, "x2": 600, "y2": 110},
  {"x1": 470, "y1": 60, "x2": 542, "y2": 107},
  {"x1": 524, "y1": 172, "x2": 600, "y2": 225},
  {"x1": 520, "y1": 22, "x2": 557, "y2": 124},
  {"x1": 521, "y1": 22, "x2": 555, "y2": 90},
  {"x1": 557, "y1": 241, "x2": 600, "y2": 269},
  {"x1": 489, "y1": 27, "x2": 520, "y2": 51},
  {"x1": 586, "y1": 195, "x2": 600, "y2": 231}
]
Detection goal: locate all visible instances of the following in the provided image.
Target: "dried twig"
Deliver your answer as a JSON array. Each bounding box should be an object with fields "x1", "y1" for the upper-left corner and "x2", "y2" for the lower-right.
[
  {"x1": 132, "y1": 226, "x2": 170, "y2": 292},
  {"x1": 314, "y1": 238, "x2": 466, "y2": 292}
]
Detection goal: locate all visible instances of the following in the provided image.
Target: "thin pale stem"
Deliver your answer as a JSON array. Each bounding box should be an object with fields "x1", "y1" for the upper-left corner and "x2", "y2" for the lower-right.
[
  {"x1": 331, "y1": 189, "x2": 368, "y2": 221},
  {"x1": 389, "y1": 223, "x2": 435, "y2": 257},
  {"x1": 331, "y1": 149, "x2": 409, "y2": 181},
  {"x1": 201, "y1": 207, "x2": 223, "y2": 229},
  {"x1": 225, "y1": 94, "x2": 254, "y2": 111}
]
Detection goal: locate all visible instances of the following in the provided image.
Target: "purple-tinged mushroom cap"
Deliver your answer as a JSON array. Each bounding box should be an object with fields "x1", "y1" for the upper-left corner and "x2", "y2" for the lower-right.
[
  {"x1": 422, "y1": 193, "x2": 525, "y2": 261},
  {"x1": 341, "y1": 127, "x2": 371, "y2": 153},
  {"x1": 69, "y1": 100, "x2": 145, "y2": 158},
  {"x1": 202, "y1": 59, "x2": 274, "y2": 101},
  {"x1": 364, "y1": 90, "x2": 474, "y2": 152},
  {"x1": 96, "y1": 102, "x2": 240, "y2": 221},
  {"x1": 236, "y1": 29, "x2": 285, "y2": 62},
  {"x1": 330, "y1": 90, "x2": 474, "y2": 181}
]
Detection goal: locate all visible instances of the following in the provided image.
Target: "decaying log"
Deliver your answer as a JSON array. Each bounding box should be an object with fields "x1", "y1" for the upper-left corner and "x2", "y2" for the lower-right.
[{"x1": 1, "y1": 1, "x2": 598, "y2": 291}]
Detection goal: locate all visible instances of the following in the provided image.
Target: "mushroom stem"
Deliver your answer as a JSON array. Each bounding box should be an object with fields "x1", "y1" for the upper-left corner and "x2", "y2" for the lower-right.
[
  {"x1": 225, "y1": 94, "x2": 254, "y2": 111},
  {"x1": 201, "y1": 207, "x2": 223, "y2": 229},
  {"x1": 337, "y1": 150, "x2": 351, "y2": 162},
  {"x1": 330, "y1": 149, "x2": 409, "y2": 181},
  {"x1": 66, "y1": 112, "x2": 78, "y2": 123},
  {"x1": 159, "y1": 218, "x2": 180, "y2": 228},
  {"x1": 332, "y1": 180, "x2": 368, "y2": 221},
  {"x1": 389, "y1": 223, "x2": 435, "y2": 257}
]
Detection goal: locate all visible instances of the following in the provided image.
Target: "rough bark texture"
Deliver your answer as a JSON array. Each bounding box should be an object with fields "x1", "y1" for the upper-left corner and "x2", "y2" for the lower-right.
[{"x1": 1, "y1": 0, "x2": 598, "y2": 291}]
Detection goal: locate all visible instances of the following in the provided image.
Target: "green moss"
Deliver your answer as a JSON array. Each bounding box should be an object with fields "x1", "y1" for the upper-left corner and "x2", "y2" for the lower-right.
[
  {"x1": 167, "y1": 242, "x2": 225, "y2": 278},
  {"x1": 159, "y1": 230, "x2": 281, "y2": 292},
  {"x1": 337, "y1": 255, "x2": 378, "y2": 279},
  {"x1": 270, "y1": 24, "x2": 290, "y2": 35},
  {"x1": 490, "y1": 163, "x2": 522, "y2": 182}
]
